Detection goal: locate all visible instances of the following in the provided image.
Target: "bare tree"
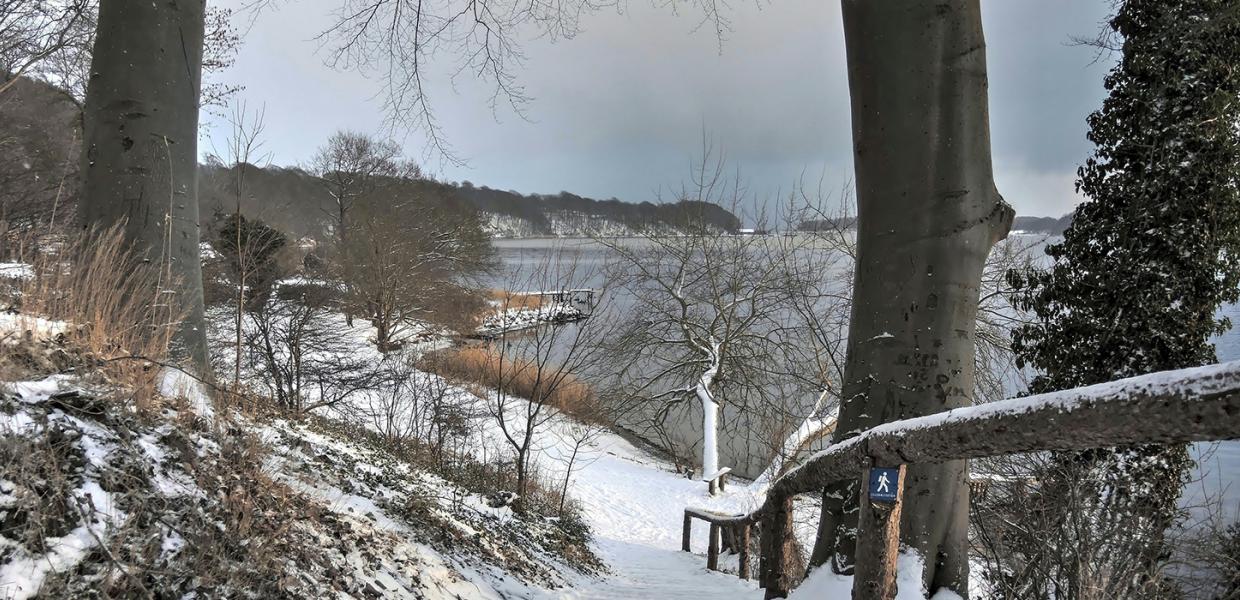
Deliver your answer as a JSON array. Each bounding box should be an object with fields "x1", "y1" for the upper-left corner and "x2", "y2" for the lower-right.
[
  {"x1": 603, "y1": 230, "x2": 792, "y2": 483},
  {"x1": 309, "y1": 130, "x2": 412, "y2": 249},
  {"x1": 553, "y1": 417, "x2": 606, "y2": 517},
  {"x1": 745, "y1": 183, "x2": 857, "y2": 488},
  {"x1": 598, "y1": 146, "x2": 834, "y2": 486},
  {"x1": 246, "y1": 283, "x2": 381, "y2": 413},
  {"x1": 0, "y1": 0, "x2": 90, "y2": 96},
  {"x1": 10, "y1": 2, "x2": 240, "y2": 109},
  {"x1": 337, "y1": 179, "x2": 492, "y2": 350},
  {"x1": 209, "y1": 102, "x2": 283, "y2": 388},
  {"x1": 311, "y1": 0, "x2": 596, "y2": 162},
  {"x1": 363, "y1": 357, "x2": 457, "y2": 445},
  {"x1": 481, "y1": 251, "x2": 611, "y2": 513},
  {"x1": 237, "y1": 0, "x2": 729, "y2": 165},
  {"x1": 973, "y1": 235, "x2": 1040, "y2": 404}
]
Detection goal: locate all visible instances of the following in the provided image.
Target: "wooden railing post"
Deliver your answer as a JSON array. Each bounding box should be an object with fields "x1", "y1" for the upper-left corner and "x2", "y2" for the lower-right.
[
  {"x1": 704, "y1": 467, "x2": 732, "y2": 496},
  {"x1": 738, "y1": 524, "x2": 752, "y2": 580},
  {"x1": 682, "y1": 511, "x2": 693, "y2": 552},
  {"x1": 707, "y1": 523, "x2": 721, "y2": 571},
  {"x1": 758, "y1": 495, "x2": 797, "y2": 599},
  {"x1": 853, "y1": 463, "x2": 906, "y2": 600}
]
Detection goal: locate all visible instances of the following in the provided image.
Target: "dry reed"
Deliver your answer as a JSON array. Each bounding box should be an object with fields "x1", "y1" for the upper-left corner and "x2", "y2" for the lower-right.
[
  {"x1": 3, "y1": 224, "x2": 186, "y2": 409},
  {"x1": 420, "y1": 345, "x2": 598, "y2": 419},
  {"x1": 487, "y1": 289, "x2": 547, "y2": 311}
]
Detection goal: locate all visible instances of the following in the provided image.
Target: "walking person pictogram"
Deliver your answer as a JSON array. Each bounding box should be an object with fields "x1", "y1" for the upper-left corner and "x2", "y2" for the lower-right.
[{"x1": 869, "y1": 467, "x2": 899, "y2": 503}]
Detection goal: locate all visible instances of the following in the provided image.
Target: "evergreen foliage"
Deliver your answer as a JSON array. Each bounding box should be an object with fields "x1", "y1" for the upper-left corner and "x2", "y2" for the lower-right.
[
  {"x1": 213, "y1": 211, "x2": 288, "y2": 310},
  {"x1": 1005, "y1": 1, "x2": 1240, "y2": 596}
]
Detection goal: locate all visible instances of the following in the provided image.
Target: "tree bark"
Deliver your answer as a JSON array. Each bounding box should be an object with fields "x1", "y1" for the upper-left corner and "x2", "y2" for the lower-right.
[
  {"x1": 759, "y1": 496, "x2": 799, "y2": 599},
  {"x1": 811, "y1": 0, "x2": 1012, "y2": 594},
  {"x1": 80, "y1": 0, "x2": 209, "y2": 367}
]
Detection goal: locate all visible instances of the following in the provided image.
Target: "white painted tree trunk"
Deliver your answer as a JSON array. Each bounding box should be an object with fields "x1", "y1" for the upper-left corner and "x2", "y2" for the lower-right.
[
  {"x1": 697, "y1": 371, "x2": 719, "y2": 479},
  {"x1": 696, "y1": 344, "x2": 723, "y2": 479}
]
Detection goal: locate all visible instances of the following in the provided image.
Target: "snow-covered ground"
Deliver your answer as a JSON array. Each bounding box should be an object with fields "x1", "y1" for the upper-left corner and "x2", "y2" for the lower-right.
[
  {"x1": 202, "y1": 300, "x2": 778, "y2": 597},
  {"x1": 10, "y1": 278, "x2": 1230, "y2": 598},
  {"x1": 504, "y1": 408, "x2": 764, "y2": 599},
  {"x1": 0, "y1": 368, "x2": 603, "y2": 598}
]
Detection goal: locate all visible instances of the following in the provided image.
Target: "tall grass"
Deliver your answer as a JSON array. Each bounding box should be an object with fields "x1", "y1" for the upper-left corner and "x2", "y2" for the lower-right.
[
  {"x1": 419, "y1": 345, "x2": 600, "y2": 421},
  {"x1": 487, "y1": 289, "x2": 548, "y2": 312},
  {"x1": 3, "y1": 225, "x2": 186, "y2": 408}
]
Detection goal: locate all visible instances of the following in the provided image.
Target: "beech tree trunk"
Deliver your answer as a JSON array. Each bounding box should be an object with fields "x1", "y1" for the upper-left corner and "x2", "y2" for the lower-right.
[
  {"x1": 80, "y1": 0, "x2": 209, "y2": 367},
  {"x1": 810, "y1": 0, "x2": 1012, "y2": 594}
]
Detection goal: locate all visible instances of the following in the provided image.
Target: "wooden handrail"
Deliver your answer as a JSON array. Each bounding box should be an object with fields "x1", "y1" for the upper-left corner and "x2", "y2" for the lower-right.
[
  {"x1": 678, "y1": 360, "x2": 1240, "y2": 598},
  {"x1": 709, "y1": 360, "x2": 1240, "y2": 526},
  {"x1": 683, "y1": 508, "x2": 754, "y2": 580}
]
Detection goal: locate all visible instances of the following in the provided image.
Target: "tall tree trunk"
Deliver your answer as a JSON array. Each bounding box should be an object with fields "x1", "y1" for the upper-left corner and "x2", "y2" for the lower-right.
[
  {"x1": 810, "y1": 0, "x2": 1012, "y2": 594},
  {"x1": 80, "y1": 0, "x2": 208, "y2": 367}
]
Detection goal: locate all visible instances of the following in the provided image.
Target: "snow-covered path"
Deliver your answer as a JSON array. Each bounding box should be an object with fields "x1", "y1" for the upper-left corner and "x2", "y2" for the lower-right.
[
  {"x1": 576, "y1": 540, "x2": 759, "y2": 599},
  {"x1": 534, "y1": 423, "x2": 765, "y2": 599}
]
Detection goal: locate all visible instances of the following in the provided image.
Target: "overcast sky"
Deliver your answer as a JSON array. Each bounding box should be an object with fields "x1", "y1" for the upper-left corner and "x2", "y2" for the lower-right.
[{"x1": 204, "y1": 0, "x2": 1115, "y2": 220}]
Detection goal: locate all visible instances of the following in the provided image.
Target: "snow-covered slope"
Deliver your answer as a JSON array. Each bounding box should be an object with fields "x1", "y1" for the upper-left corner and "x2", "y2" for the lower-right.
[
  {"x1": 491, "y1": 397, "x2": 764, "y2": 599},
  {"x1": 0, "y1": 370, "x2": 605, "y2": 599},
  {"x1": 482, "y1": 211, "x2": 642, "y2": 239}
]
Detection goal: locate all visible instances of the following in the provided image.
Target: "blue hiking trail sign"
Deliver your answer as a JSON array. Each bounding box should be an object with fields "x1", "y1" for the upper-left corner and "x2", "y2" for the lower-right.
[{"x1": 868, "y1": 467, "x2": 900, "y2": 503}]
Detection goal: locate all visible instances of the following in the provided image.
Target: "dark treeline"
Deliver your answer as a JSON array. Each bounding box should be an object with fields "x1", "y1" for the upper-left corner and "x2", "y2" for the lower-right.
[
  {"x1": 200, "y1": 165, "x2": 742, "y2": 240},
  {"x1": 0, "y1": 76, "x2": 81, "y2": 235},
  {"x1": 454, "y1": 182, "x2": 741, "y2": 235},
  {"x1": 1009, "y1": 214, "x2": 1073, "y2": 235}
]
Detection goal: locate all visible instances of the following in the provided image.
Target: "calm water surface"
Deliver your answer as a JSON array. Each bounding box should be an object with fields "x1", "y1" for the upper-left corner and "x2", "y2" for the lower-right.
[{"x1": 491, "y1": 237, "x2": 1239, "y2": 519}]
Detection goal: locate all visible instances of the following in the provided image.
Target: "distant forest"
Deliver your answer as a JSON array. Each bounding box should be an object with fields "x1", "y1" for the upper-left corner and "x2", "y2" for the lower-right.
[
  {"x1": 195, "y1": 164, "x2": 742, "y2": 239},
  {"x1": 452, "y1": 182, "x2": 741, "y2": 235},
  {"x1": 1008, "y1": 214, "x2": 1074, "y2": 235}
]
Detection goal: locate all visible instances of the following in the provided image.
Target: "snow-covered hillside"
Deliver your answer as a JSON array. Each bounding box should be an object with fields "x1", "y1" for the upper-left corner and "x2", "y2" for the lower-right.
[
  {"x1": 482, "y1": 211, "x2": 642, "y2": 239},
  {"x1": 0, "y1": 372, "x2": 601, "y2": 598}
]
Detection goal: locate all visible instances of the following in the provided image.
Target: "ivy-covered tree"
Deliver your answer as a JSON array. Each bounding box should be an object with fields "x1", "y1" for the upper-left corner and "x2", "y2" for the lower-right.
[
  {"x1": 209, "y1": 211, "x2": 287, "y2": 387},
  {"x1": 1006, "y1": 2, "x2": 1240, "y2": 597},
  {"x1": 214, "y1": 212, "x2": 287, "y2": 312}
]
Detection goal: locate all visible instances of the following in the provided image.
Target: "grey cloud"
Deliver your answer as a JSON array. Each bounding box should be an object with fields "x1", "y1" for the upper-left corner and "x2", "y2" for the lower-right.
[{"x1": 206, "y1": 0, "x2": 1115, "y2": 219}]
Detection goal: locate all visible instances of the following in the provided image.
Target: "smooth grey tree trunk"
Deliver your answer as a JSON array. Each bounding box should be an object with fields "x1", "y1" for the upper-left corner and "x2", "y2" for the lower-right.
[
  {"x1": 80, "y1": 0, "x2": 208, "y2": 367},
  {"x1": 810, "y1": 0, "x2": 1012, "y2": 594}
]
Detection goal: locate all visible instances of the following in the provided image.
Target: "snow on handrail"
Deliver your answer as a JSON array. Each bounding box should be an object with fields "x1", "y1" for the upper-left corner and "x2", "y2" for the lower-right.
[{"x1": 711, "y1": 359, "x2": 1240, "y2": 525}]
